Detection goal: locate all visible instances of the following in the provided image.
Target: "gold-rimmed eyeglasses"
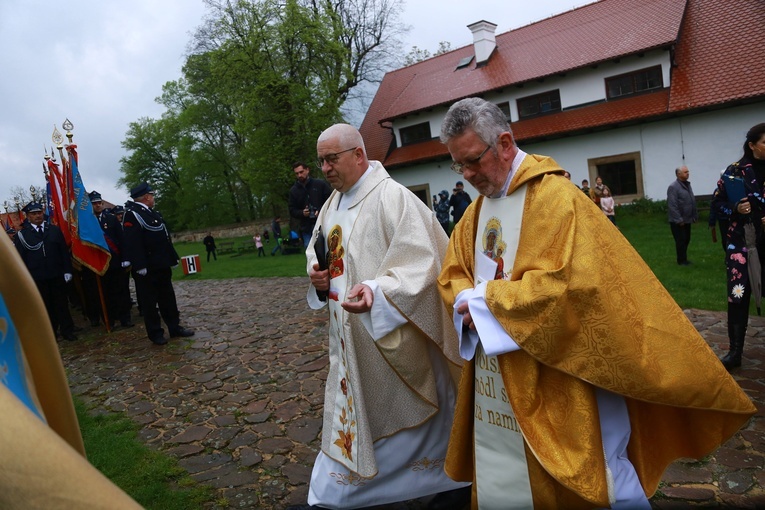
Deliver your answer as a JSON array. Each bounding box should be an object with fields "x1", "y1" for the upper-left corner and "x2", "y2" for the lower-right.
[
  {"x1": 451, "y1": 145, "x2": 491, "y2": 174},
  {"x1": 317, "y1": 147, "x2": 357, "y2": 168}
]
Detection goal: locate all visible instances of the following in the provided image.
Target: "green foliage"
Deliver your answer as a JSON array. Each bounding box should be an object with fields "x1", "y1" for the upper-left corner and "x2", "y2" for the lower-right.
[
  {"x1": 118, "y1": 0, "x2": 407, "y2": 230},
  {"x1": 75, "y1": 398, "x2": 215, "y2": 509}
]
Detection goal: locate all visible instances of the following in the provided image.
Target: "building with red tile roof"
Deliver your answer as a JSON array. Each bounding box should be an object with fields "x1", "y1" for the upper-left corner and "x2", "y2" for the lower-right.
[{"x1": 359, "y1": 0, "x2": 765, "y2": 206}]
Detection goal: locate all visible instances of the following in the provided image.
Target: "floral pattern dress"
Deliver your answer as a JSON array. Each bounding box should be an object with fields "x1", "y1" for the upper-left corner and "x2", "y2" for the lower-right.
[{"x1": 711, "y1": 157, "x2": 765, "y2": 304}]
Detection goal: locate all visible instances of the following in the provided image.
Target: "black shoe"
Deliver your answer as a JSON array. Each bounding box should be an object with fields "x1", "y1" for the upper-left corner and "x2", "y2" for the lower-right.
[
  {"x1": 90, "y1": 319, "x2": 100, "y2": 327},
  {"x1": 121, "y1": 320, "x2": 135, "y2": 328},
  {"x1": 427, "y1": 486, "x2": 471, "y2": 510},
  {"x1": 72, "y1": 325, "x2": 84, "y2": 333},
  {"x1": 170, "y1": 327, "x2": 195, "y2": 338},
  {"x1": 63, "y1": 333, "x2": 78, "y2": 342},
  {"x1": 679, "y1": 260, "x2": 692, "y2": 266},
  {"x1": 150, "y1": 336, "x2": 168, "y2": 345}
]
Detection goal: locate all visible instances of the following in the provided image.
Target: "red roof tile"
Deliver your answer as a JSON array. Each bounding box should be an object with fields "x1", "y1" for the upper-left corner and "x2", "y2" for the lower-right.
[
  {"x1": 669, "y1": 0, "x2": 765, "y2": 111},
  {"x1": 360, "y1": 0, "x2": 765, "y2": 166}
]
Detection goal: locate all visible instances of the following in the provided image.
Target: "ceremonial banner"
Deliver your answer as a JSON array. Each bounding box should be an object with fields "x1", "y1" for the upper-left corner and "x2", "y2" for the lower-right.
[
  {"x1": 46, "y1": 159, "x2": 72, "y2": 246},
  {"x1": 65, "y1": 145, "x2": 111, "y2": 275}
]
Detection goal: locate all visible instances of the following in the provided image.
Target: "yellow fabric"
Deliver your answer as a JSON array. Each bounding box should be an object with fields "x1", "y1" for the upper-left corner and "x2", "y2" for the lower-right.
[
  {"x1": 0, "y1": 232, "x2": 141, "y2": 508},
  {"x1": 0, "y1": 232, "x2": 84, "y2": 453},
  {"x1": 438, "y1": 154, "x2": 756, "y2": 507}
]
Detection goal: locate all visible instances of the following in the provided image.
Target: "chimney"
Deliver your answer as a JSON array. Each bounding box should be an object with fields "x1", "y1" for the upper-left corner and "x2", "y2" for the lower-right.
[{"x1": 468, "y1": 20, "x2": 497, "y2": 66}]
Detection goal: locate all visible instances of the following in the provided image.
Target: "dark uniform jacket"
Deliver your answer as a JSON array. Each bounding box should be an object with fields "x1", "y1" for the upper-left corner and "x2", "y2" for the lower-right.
[
  {"x1": 288, "y1": 177, "x2": 332, "y2": 234},
  {"x1": 97, "y1": 212, "x2": 125, "y2": 269},
  {"x1": 14, "y1": 222, "x2": 72, "y2": 281},
  {"x1": 122, "y1": 202, "x2": 179, "y2": 271}
]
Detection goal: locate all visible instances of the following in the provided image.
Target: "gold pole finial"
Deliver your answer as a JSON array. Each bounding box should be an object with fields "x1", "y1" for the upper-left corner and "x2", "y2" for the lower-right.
[
  {"x1": 52, "y1": 125, "x2": 64, "y2": 148},
  {"x1": 62, "y1": 118, "x2": 74, "y2": 144}
]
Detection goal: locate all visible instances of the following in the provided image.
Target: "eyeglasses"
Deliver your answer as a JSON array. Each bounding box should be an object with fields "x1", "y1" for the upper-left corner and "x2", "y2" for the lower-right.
[
  {"x1": 451, "y1": 145, "x2": 491, "y2": 174},
  {"x1": 317, "y1": 147, "x2": 357, "y2": 168}
]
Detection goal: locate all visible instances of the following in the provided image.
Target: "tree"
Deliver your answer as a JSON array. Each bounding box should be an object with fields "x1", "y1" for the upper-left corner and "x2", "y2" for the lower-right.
[
  {"x1": 403, "y1": 41, "x2": 452, "y2": 66},
  {"x1": 119, "y1": 0, "x2": 408, "y2": 229}
]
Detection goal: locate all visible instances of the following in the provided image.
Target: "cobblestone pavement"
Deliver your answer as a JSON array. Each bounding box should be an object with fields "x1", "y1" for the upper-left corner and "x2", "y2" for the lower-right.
[{"x1": 59, "y1": 278, "x2": 765, "y2": 509}]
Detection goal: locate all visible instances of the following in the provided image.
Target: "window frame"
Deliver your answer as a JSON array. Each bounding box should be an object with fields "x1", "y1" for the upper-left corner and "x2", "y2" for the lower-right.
[
  {"x1": 516, "y1": 90, "x2": 562, "y2": 120},
  {"x1": 605, "y1": 66, "x2": 663, "y2": 100},
  {"x1": 587, "y1": 151, "x2": 644, "y2": 203}
]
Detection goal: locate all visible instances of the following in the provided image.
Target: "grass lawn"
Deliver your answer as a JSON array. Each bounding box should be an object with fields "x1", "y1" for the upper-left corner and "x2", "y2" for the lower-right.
[
  {"x1": 74, "y1": 398, "x2": 216, "y2": 509},
  {"x1": 172, "y1": 209, "x2": 732, "y2": 312}
]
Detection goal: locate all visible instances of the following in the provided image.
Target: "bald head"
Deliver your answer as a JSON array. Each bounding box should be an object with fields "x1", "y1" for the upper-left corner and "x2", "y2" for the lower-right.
[{"x1": 317, "y1": 124, "x2": 370, "y2": 192}]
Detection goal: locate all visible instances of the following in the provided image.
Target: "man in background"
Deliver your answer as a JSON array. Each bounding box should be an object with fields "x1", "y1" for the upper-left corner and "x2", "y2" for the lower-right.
[
  {"x1": 667, "y1": 165, "x2": 698, "y2": 265},
  {"x1": 449, "y1": 180, "x2": 472, "y2": 225},
  {"x1": 288, "y1": 161, "x2": 332, "y2": 248},
  {"x1": 123, "y1": 182, "x2": 194, "y2": 345},
  {"x1": 14, "y1": 201, "x2": 77, "y2": 341}
]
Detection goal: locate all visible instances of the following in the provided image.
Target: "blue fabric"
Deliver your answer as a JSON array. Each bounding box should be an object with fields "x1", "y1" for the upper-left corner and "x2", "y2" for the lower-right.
[
  {"x1": 0, "y1": 293, "x2": 44, "y2": 421},
  {"x1": 71, "y1": 156, "x2": 110, "y2": 254}
]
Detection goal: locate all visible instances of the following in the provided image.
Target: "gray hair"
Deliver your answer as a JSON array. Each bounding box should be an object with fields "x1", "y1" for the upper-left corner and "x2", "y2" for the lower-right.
[{"x1": 440, "y1": 97, "x2": 514, "y2": 147}]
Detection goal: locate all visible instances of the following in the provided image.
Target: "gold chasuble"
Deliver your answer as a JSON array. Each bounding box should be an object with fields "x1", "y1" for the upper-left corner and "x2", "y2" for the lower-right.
[
  {"x1": 438, "y1": 154, "x2": 756, "y2": 508},
  {"x1": 0, "y1": 233, "x2": 141, "y2": 508}
]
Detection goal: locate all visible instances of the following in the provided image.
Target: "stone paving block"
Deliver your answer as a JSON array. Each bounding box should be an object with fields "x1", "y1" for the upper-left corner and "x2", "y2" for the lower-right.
[
  {"x1": 661, "y1": 463, "x2": 714, "y2": 484},
  {"x1": 715, "y1": 447, "x2": 764, "y2": 469},
  {"x1": 286, "y1": 417, "x2": 322, "y2": 444},
  {"x1": 660, "y1": 486, "x2": 716, "y2": 500},
  {"x1": 282, "y1": 462, "x2": 312, "y2": 486},
  {"x1": 178, "y1": 452, "x2": 233, "y2": 474},
  {"x1": 719, "y1": 470, "x2": 756, "y2": 494},
  {"x1": 165, "y1": 443, "x2": 204, "y2": 458},
  {"x1": 239, "y1": 446, "x2": 263, "y2": 467},
  {"x1": 170, "y1": 425, "x2": 212, "y2": 444},
  {"x1": 258, "y1": 437, "x2": 294, "y2": 455}
]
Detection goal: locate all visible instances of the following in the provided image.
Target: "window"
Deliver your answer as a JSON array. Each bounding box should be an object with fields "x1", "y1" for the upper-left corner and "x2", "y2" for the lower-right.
[
  {"x1": 399, "y1": 122, "x2": 432, "y2": 146},
  {"x1": 605, "y1": 66, "x2": 662, "y2": 99},
  {"x1": 587, "y1": 152, "x2": 644, "y2": 201},
  {"x1": 516, "y1": 90, "x2": 561, "y2": 119},
  {"x1": 496, "y1": 101, "x2": 511, "y2": 120}
]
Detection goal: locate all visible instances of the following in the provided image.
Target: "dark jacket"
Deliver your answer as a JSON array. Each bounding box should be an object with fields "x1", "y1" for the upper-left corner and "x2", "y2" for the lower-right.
[
  {"x1": 97, "y1": 211, "x2": 125, "y2": 269},
  {"x1": 449, "y1": 190, "x2": 472, "y2": 224},
  {"x1": 14, "y1": 222, "x2": 72, "y2": 281},
  {"x1": 288, "y1": 177, "x2": 332, "y2": 234},
  {"x1": 667, "y1": 179, "x2": 698, "y2": 224},
  {"x1": 122, "y1": 202, "x2": 180, "y2": 271}
]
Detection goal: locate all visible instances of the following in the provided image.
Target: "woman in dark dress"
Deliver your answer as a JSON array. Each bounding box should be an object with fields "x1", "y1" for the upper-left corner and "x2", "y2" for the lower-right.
[{"x1": 711, "y1": 123, "x2": 765, "y2": 370}]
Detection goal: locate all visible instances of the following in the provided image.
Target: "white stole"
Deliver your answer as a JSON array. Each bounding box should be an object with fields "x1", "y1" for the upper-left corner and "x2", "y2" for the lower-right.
[
  {"x1": 322, "y1": 202, "x2": 363, "y2": 473},
  {"x1": 473, "y1": 185, "x2": 534, "y2": 510}
]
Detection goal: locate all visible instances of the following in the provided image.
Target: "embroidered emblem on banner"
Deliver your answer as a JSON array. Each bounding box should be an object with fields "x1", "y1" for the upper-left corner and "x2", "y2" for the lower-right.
[
  {"x1": 0, "y1": 294, "x2": 45, "y2": 421},
  {"x1": 327, "y1": 225, "x2": 345, "y2": 284},
  {"x1": 482, "y1": 217, "x2": 508, "y2": 280}
]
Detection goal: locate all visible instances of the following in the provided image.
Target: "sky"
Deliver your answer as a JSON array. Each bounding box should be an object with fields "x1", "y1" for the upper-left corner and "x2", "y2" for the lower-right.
[{"x1": 0, "y1": 0, "x2": 586, "y2": 210}]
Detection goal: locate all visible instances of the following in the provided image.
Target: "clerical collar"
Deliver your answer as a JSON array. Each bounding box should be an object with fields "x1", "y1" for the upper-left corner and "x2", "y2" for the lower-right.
[
  {"x1": 337, "y1": 163, "x2": 374, "y2": 208},
  {"x1": 491, "y1": 149, "x2": 527, "y2": 198}
]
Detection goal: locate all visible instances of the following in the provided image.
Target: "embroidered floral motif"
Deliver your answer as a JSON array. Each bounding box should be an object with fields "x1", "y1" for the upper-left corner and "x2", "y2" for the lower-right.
[
  {"x1": 409, "y1": 456, "x2": 445, "y2": 471},
  {"x1": 329, "y1": 471, "x2": 372, "y2": 486},
  {"x1": 732, "y1": 284, "x2": 745, "y2": 299}
]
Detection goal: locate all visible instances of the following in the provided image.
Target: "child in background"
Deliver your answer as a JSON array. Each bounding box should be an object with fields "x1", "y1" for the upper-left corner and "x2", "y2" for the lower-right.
[
  {"x1": 600, "y1": 187, "x2": 616, "y2": 225},
  {"x1": 254, "y1": 234, "x2": 266, "y2": 257}
]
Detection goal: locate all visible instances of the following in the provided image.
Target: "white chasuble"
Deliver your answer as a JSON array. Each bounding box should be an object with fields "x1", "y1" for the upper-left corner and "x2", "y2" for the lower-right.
[
  {"x1": 473, "y1": 186, "x2": 534, "y2": 510},
  {"x1": 307, "y1": 194, "x2": 466, "y2": 509}
]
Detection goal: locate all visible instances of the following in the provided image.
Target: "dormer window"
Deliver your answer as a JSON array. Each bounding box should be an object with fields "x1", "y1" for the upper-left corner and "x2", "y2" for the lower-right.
[
  {"x1": 517, "y1": 90, "x2": 561, "y2": 120},
  {"x1": 400, "y1": 122, "x2": 432, "y2": 146},
  {"x1": 606, "y1": 66, "x2": 662, "y2": 99}
]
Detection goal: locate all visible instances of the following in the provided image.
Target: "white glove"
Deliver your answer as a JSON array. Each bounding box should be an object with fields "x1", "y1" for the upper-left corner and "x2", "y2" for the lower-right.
[
  {"x1": 121, "y1": 261, "x2": 131, "y2": 268},
  {"x1": 136, "y1": 268, "x2": 147, "y2": 276},
  {"x1": 64, "y1": 273, "x2": 73, "y2": 283}
]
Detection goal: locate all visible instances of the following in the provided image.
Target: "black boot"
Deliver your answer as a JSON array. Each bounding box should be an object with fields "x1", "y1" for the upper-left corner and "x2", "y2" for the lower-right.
[{"x1": 721, "y1": 323, "x2": 746, "y2": 370}]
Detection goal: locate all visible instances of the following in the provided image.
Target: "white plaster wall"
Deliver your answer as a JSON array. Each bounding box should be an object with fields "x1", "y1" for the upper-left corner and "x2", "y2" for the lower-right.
[{"x1": 388, "y1": 102, "x2": 765, "y2": 205}]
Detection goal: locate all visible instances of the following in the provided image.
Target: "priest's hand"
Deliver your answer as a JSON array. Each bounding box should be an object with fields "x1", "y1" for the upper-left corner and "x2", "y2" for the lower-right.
[
  {"x1": 342, "y1": 284, "x2": 373, "y2": 314},
  {"x1": 457, "y1": 302, "x2": 475, "y2": 330},
  {"x1": 309, "y1": 263, "x2": 329, "y2": 291}
]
